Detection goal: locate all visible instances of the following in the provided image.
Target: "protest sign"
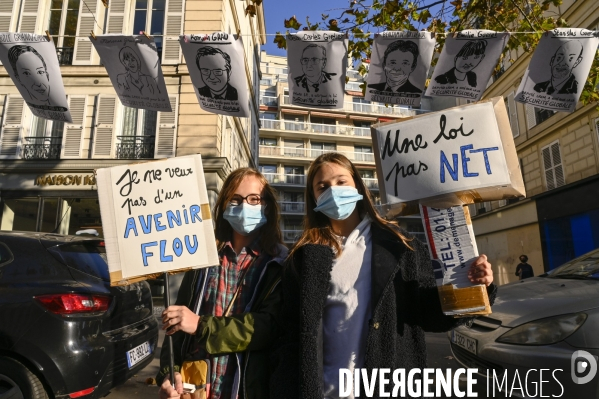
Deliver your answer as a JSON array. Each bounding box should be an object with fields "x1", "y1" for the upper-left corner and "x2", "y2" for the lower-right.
[
  {"x1": 515, "y1": 28, "x2": 599, "y2": 113},
  {"x1": 96, "y1": 154, "x2": 219, "y2": 285},
  {"x1": 0, "y1": 32, "x2": 72, "y2": 122},
  {"x1": 426, "y1": 30, "x2": 509, "y2": 101},
  {"x1": 287, "y1": 31, "x2": 348, "y2": 109},
  {"x1": 371, "y1": 97, "x2": 525, "y2": 216},
  {"x1": 91, "y1": 34, "x2": 171, "y2": 112},
  {"x1": 366, "y1": 31, "x2": 436, "y2": 107},
  {"x1": 180, "y1": 33, "x2": 249, "y2": 117}
]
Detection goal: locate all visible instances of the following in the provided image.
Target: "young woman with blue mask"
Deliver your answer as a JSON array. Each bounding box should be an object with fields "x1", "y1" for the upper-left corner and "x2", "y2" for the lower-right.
[
  {"x1": 270, "y1": 153, "x2": 497, "y2": 399},
  {"x1": 158, "y1": 168, "x2": 288, "y2": 399}
]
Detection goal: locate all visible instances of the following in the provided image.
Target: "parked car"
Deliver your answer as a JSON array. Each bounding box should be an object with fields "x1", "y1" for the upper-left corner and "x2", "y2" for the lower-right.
[
  {"x1": 0, "y1": 232, "x2": 159, "y2": 399},
  {"x1": 449, "y1": 248, "x2": 599, "y2": 397}
]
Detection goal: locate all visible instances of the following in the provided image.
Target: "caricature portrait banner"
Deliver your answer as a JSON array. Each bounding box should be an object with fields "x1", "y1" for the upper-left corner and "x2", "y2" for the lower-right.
[
  {"x1": 426, "y1": 30, "x2": 509, "y2": 101},
  {"x1": 91, "y1": 35, "x2": 171, "y2": 112},
  {"x1": 287, "y1": 31, "x2": 348, "y2": 109},
  {"x1": 179, "y1": 33, "x2": 249, "y2": 117},
  {"x1": 515, "y1": 29, "x2": 599, "y2": 113},
  {"x1": 366, "y1": 31, "x2": 436, "y2": 107},
  {"x1": 0, "y1": 33, "x2": 71, "y2": 122}
]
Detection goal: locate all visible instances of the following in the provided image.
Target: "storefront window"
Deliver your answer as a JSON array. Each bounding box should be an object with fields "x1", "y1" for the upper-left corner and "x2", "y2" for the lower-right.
[
  {"x1": 67, "y1": 198, "x2": 103, "y2": 236},
  {"x1": 1, "y1": 199, "x2": 40, "y2": 231},
  {"x1": 40, "y1": 198, "x2": 59, "y2": 233}
]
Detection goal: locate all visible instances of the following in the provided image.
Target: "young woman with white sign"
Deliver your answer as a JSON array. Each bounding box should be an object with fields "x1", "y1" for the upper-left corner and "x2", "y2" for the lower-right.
[
  {"x1": 157, "y1": 168, "x2": 288, "y2": 399},
  {"x1": 270, "y1": 153, "x2": 497, "y2": 399}
]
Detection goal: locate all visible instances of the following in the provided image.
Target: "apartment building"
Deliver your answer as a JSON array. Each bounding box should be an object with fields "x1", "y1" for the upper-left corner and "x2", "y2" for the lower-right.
[
  {"x1": 0, "y1": 0, "x2": 265, "y2": 234},
  {"x1": 258, "y1": 51, "x2": 427, "y2": 245}
]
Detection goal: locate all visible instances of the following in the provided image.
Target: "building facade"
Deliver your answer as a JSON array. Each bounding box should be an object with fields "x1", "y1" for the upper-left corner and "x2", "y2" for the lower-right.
[{"x1": 0, "y1": 0, "x2": 265, "y2": 235}]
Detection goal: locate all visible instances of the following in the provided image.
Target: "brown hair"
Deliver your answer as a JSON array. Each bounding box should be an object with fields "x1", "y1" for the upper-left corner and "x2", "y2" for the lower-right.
[
  {"x1": 213, "y1": 167, "x2": 283, "y2": 257},
  {"x1": 290, "y1": 153, "x2": 412, "y2": 258}
]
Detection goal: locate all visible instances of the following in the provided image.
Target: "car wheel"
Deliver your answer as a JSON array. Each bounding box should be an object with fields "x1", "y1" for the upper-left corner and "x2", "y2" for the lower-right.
[{"x1": 0, "y1": 357, "x2": 49, "y2": 399}]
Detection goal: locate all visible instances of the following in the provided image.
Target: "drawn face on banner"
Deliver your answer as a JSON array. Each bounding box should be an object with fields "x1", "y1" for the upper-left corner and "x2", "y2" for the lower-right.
[
  {"x1": 550, "y1": 41, "x2": 583, "y2": 84},
  {"x1": 452, "y1": 40, "x2": 486, "y2": 85},
  {"x1": 383, "y1": 41, "x2": 418, "y2": 87},
  {"x1": 195, "y1": 46, "x2": 235, "y2": 99},
  {"x1": 300, "y1": 45, "x2": 327, "y2": 84},
  {"x1": 9, "y1": 45, "x2": 51, "y2": 104},
  {"x1": 120, "y1": 48, "x2": 141, "y2": 73}
]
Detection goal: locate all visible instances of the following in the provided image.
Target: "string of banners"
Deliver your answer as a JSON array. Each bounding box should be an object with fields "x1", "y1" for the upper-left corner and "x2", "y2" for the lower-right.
[{"x1": 0, "y1": 29, "x2": 597, "y2": 121}]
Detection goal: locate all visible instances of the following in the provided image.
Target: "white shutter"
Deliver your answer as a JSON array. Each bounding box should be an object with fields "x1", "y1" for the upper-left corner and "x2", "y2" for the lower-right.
[
  {"x1": 525, "y1": 104, "x2": 537, "y2": 129},
  {"x1": 162, "y1": 0, "x2": 183, "y2": 64},
  {"x1": 61, "y1": 96, "x2": 87, "y2": 158},
  {"x1": 154, "y1": 96, "x2": 177, "y2": 158},
  {"x1": 18, "y1": 0, "x2": 41, "y2": 32},
  {"x1": 507, "y1": 92, "x2": 520, "y2": 138},
  {"x1": 0, "y1": 1, "x2": 16, "y2": 32},
  {"x1": 541, "y1": 141, "x2": 565, "y2": 191},
  {"x1": 92, "y1": 96, "x2": 117, "y2": 158},
  {"x1": 0, "y1": 96, "x2": 25, "y2": 159},
  {"x1": 541, "y1": 146, "x2": 554, "y2": 190},
  {"x1": 106, "y1": 0, "x2": 126, "y2": 34},
  {"x1": 73, "y1": 0, "x2": 97, "y2": 65}
]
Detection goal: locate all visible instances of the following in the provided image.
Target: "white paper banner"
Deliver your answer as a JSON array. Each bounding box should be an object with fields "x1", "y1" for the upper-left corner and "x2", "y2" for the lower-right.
[
  {"x1": 91, "y1": 34, "x2": 171, "y2": 112},
  {"x1": 426, "y1": 30, "x2": 509, "y2": 101},
  {"x1": 0, "y1": 33, "x2": 71, "y2": 122},
  {"x1": 286, "y1": 31, "x2": 348, "y2": 109},
  {"x1": 366, "y1": 31, "x2": 436, "y2": 107},
  {"x1": 180, "y1": 33, "x2": 249, "y2": 117},
  {"x1": 515, "y1": 28, "x2": 599, "y2": 113}
]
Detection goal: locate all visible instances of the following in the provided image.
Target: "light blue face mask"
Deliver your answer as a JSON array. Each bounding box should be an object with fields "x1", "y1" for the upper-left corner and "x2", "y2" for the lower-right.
[
  {"x1": 223, "y1": 203, "x2": 267, "y2": 235},
  {"x1": 313, "y1": 186, "x2": 363, "y2": 220}
]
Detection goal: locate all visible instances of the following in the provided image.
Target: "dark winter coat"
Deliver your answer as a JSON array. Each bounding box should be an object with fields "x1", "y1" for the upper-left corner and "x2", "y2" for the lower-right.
[{"x1": 270, "y1": 224, "x2": 497, "y2": 399}]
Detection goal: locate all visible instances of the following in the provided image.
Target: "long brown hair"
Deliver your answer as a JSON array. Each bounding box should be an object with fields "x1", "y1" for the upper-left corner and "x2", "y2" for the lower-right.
[
  {"x1": 290, "y1": 153, "x2": 412, "y2": 258},
  {"x1": 213, "y1": 168, "x2": 283, "y2": 256}
]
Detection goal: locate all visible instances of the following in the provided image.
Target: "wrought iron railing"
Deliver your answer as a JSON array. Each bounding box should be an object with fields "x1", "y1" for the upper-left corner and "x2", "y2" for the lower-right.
[
  {"x1": 22, "y1": 137, "x2": 61, "y2": 159},
  {"x1": 56, "y1": 47, "x2": 74, "y2": 66},
  {"x1": 116, "y1": 135, "x2": 155, "y2": 159}
]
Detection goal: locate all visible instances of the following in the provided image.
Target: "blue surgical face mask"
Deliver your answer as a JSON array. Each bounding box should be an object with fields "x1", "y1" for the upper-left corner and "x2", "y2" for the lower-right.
[
  {"x1": 313, "y1": 186, "x2": 363, "y2": 221},
  {"x1": 223, "y1": 203, "x2": 267, "y2": 236}
]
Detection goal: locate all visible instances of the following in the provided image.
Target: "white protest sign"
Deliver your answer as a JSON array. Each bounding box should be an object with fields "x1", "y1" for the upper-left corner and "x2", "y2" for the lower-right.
[
  {"x1": 91, "y1": 34, "x2": 171, "y2": 112},
  {"x1": 366, "y1": 31, "x2": 436, "y2": 107},
  {"x1": 0, "y1": 33, "x2": 72, "y2": 122},
  {"x1": 515, "y1": 28, "x2": 599, "y2": 113},
  {"x1": 180, "y1": 33, "x2": 249, "y2": 117},
  {"x1": 96, "y1": 154, "x2": 219, "y2": 285},
  {"x1": 287, "y1": 31, "x2": 348, "y2": 109},
  {"x1": 371, "y1": 98, "x2": 524, "y2": 213}
]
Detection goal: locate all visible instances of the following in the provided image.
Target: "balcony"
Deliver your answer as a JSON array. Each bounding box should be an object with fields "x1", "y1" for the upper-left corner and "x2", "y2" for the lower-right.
[
  {"x1": 260, "y1": 65, "x2": 289, "y2": 75},
  {"x1": 116, "y1": 135, "x2": 155, "y2": 160},
  {"x1": 56, "y1": 47, "x2": 73, "y2": 66},
  {"x1": 263, "y1": 173, "x2": 306, "y2": 186},
  {"x1": 259, "y1": 145, "x2": 375, "y2": 163},
  {"x1": 280, "y1": 201, "x2": 305, "y2": 214},
  {"x1": 282, "y1": 229, "x2": 302, "y2": 243},
  {"x1": 260, "y1": 96, "x2": 278, "y2": 106},
  {"x1": 345, "y1": 81, "x2": 363, "y2": 91},
  {"x1": 281, "y1": 95, "x2": 417, "y2": 117},
  {"x1": 260, "y1": 119, "x2": 370, "y2": 137},
  {"x1": 362, "y1": 178, "x2": 379, "y2": 190},
  {"x1": 22, "y1": 137, "x2": 61, "y2": 160}
]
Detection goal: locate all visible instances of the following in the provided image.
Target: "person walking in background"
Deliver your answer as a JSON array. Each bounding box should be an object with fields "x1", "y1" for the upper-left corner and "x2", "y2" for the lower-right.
[{"x1": 515, "y1": 255, "x2": 534, "y2": 280}]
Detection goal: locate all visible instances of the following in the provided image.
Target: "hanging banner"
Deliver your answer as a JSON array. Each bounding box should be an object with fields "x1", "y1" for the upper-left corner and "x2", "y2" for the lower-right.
[
  {"x1": 0, "y1": 33, "x2": 71, "y2": 122},
  {"x1": 515, "y1": 28, "x2": 599, "y2": 113},
  {"x1": 179, "y1": 33, "x2": 249, "y2": 117},
  {"x1": 91, "y1": 34, "x2": 171, "y2": 112},
  {"x1": 366, "y1": 31, "x2": 436, "y2": 107},
  {"x1": 286, "y1": 31, "x2": 348, "y2": 109},
  {"x1": 426, "y1": 30, "x2": 509, "y2": 101}
]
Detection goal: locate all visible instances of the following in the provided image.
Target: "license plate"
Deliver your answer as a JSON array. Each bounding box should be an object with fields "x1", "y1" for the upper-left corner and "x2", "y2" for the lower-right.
[
  {"x1": 452, "y1": 330, "x2": 477, "y2": 355},
  {"x1": 126, "y1": 341, "x2": 152, "y2": 368}
]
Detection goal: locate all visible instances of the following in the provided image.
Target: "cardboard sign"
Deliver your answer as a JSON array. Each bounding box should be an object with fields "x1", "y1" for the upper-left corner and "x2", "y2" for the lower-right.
[
  {"x1": 286, "y1": 31, "x2": 348, "y2": 109},
  {"x1": 366, "y1": 31, "x2": 436, "y2": 107},
  {"x1": 515, "y1": 28, "x2": 599, "y2": 113},
  {"x1": 91, "y1": 34, "x2": 171, "y2": 112},
  {"x1": 426, "y1": 30, "x2": 509, "y2": 101},
  {"x1": 0, "y1": 33, "x2": 72, "y2": 122},
  {"x1": 371, "y1": 97, "x2": 525, "y2": 215},
  {"x1": 96, "y1": 155, "x2": 219, "y2": 285},
  {"x1": 180, "y1": 33, "x2": 249, "y2": 117}
]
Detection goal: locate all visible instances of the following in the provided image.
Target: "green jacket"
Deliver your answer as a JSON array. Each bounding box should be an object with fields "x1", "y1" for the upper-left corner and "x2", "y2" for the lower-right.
[{"x1": 157, "y1": 244, "x2": 287, "y2": 399}]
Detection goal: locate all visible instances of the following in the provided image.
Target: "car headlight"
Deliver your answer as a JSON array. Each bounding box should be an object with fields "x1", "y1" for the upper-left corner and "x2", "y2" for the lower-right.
[{"x1": 497, "y1": 313, "x2": 587, "y2": 345}]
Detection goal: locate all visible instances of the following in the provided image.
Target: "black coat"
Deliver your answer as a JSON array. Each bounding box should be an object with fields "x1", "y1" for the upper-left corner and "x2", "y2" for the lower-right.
[{"x1": 270, "y1": 224, "x2": 497, "y2": 399}]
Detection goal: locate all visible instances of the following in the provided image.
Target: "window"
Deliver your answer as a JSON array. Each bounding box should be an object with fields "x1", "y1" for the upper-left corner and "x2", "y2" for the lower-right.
[
  {"x1": 541, "y1": 141, "x2": 565, "y2": 190},
  {"x1": 22, "y1": 115, "x2": 64, "y2": 160},
  {"x1": 133, "y1": 0, "x2": 166, "y2": 58},
  {"x1": 595, "y1": 118, "x2": 599, "y2": 144},
  {"x1": 359, "y1": 170, "x2": 374, "y2": 179},
  {"x1": 354, "y1": 145, "x2": 373, "y2": 162},
  {"x1": 48, "y1": 0, "x2": 79, "y2": 65},
  {"x1": 505, "y1": 92, "x2": 519, "y2": 138},
  {"x1": 117, "y1": 106, "x2": 157, "y2": 159},
  {"x1": 259, "y1": 137, "x2": 276, "y2": 146},
  {"x1": 284, "y1": 139, "x2": 305, "y2": 157},
  {"x1": 311, "y1": 141, "x2": 335, "y2": 157},
  {"x1": 284, "y1": 165, "x2": 304, "y2": 184},
  {"x1": 352, "y1": 97, "x2": 372, "y2": 113},
  {"x1": 284, "y1": 114, "x2": 305, "y2": 131},
  {"x1": 259, "y1": 164, "x2": 276, "y2": 173},
  {"x1": 526, "y1": 104, "x2": 555, "y2": 129}
]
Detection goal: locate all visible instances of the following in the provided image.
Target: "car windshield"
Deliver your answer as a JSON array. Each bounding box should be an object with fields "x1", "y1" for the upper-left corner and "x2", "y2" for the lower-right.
[
  {"x1": 49, "y1": 241, "x2": 109, "y2": 282},
  {"x1": 549, "y1": 252, "x2": 599, "y2": 280}
]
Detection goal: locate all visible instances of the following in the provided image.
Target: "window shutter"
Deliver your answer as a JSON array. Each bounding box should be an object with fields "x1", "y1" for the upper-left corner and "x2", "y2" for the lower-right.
[
  {"x1": 541, "y1": 146, "x2": 554, "y2": 190},
  {"x1": 507, "y1": 92, "x2": 520, "y2": 138},
  {"x1": 525, "y1": 104, "x2": 537, "y2": 129},
  {"x1": 541, "y1": 141, "x2": 565, "y2": 191},
  {"x1": 61, "y1": 96, "x2": 87, "y2": 159},
  {"x1": 154, "y1": 96, "x2": 177, "y2": 158},
  {"x1": 72, "y1": 0, "x2": 97, "y2": 65},
  {"x1": 0, "y1": 96, "x2": 25, "y2": 159},
  {"x1": 92, "y1": 96, "x2": 117, "y2": 158},
  {"x1": 18, "y1": 0, "x2": 40, "y2": 32},
  {"x1": 0, "y1": 1, "x2": 16, "y2": 32},
  {"x1": 551, "y1": 141, "x2": 565, "y2": 188},
  {"x1": 106, "y1": 0, "x2": 127, "y2": 34},
  {"x1": 162, "y1": 0, "x2": 183, "y2": 64}
]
